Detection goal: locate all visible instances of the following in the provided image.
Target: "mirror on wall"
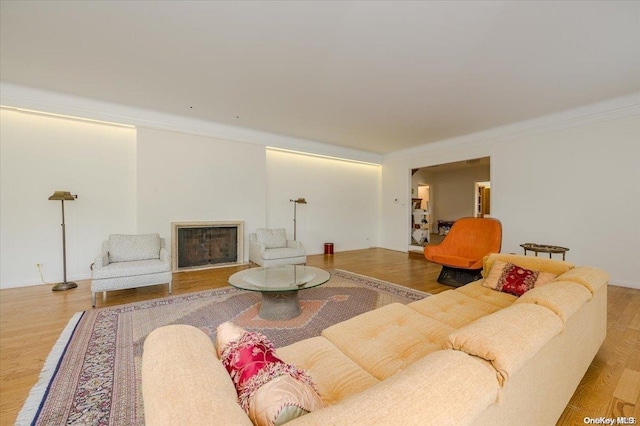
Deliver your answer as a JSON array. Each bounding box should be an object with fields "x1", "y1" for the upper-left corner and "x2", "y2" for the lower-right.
[{"x1": 409, "y1": 157, "x2": 490, "y2": 251}]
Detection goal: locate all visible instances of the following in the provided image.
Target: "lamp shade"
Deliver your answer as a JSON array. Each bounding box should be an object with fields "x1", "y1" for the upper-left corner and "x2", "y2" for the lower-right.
[{"x1": 48, "y1": 191, "x2": 77, "y2": 201}]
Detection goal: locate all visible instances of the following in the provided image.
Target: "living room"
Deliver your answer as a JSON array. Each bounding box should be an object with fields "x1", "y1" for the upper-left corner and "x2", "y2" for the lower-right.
[{"x1": 1, "y1": 1, "x2": 639, "y2": 425}]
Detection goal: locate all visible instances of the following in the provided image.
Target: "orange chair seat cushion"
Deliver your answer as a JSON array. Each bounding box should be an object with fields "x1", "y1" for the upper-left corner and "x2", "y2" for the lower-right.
[{"x1": 430, "y1": 254, "x2": 479, "y2": 269}]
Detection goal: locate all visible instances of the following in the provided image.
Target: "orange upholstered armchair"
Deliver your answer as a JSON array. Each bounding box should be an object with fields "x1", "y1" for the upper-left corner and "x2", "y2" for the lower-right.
[{"x1": 424, "y1": 217, "x2": 502, "y2": 286}]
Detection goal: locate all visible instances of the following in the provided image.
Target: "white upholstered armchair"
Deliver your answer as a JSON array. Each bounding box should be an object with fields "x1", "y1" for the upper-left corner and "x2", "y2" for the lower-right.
[
  {"x1": 91, "y1": 233, "x2": 172, "y2": 307},
  {"x1": 249, "y1": 228, "x2": 306, "y2": 267}
]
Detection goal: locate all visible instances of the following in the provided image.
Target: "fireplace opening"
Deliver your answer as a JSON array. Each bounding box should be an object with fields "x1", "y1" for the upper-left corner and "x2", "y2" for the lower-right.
[{"x1": 172, "y1": 221, "x2": 244, "y2": 271}]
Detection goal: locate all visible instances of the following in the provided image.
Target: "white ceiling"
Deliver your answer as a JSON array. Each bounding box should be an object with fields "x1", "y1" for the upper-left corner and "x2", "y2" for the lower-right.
[{"x1": 1, "y1": 1, "x2": 639, "y2": 155}]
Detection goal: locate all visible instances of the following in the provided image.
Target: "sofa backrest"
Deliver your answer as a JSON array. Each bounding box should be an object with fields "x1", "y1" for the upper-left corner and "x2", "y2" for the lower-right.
[
  {"x1": 255, "y1": 228, "x2": 287, "y2": 248},
  {"x1": 482, "y1": 253, "x2": 574, "y2": 278},
  {"x1": 107, "y1": 233, "x2": 162, "y2": 262}
]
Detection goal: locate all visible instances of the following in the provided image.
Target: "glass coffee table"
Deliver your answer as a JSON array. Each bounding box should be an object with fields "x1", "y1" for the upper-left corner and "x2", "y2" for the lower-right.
[{"x1": 229, "y1": 265, "x2": 331, "y2": 320}]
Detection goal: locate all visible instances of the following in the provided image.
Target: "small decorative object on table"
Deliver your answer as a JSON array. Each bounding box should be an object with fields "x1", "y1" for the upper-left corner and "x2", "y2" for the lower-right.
[{"x1": 520, "y1": 243, "x2": 569, "y2": 260}]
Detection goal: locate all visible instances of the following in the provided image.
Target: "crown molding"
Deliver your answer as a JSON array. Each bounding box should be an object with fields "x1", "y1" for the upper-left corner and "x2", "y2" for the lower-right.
[
  {"x1": 0, "y1": 82, "x2": 383, "y2": 165},
  {"x1": 385, "y1": 91, "x2": 640, "y2": 159},
  {"x1": 3, "y1": 81, "x2": 637, "y2": 164}
]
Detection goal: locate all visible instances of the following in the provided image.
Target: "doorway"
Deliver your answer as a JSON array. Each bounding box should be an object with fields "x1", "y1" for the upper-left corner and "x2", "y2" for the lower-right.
[
  {"x1": 417, "y1": 184, "x2": 432, "y2": 233},
  {"x1": 475, "y1": 181, "x2": 491, "y2": 218},
  {"x1": 409, "y1": 157, "x2": 491, "y2": 252},
  {"x1": 410, "y1": 184, "x2": 431, "y2": 247}
]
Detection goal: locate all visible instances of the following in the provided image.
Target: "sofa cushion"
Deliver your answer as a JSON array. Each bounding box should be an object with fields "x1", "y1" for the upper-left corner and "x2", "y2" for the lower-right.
[
  {"x1": 285, "y1": 350, "x2": 500, "y2": 426},
  {"x1": 262, "y1": 247, "x2": 306, "y2": 260},
  {"x1": 321, "y1": 303, "x2": 455, "y2": 380},
  {"x1": 91, "y1": 258, "x2": 170, "y2": 279},
  {"x1": 276, "y1": 336, "x2": 380, "y2": 406},
  {"x1": 446, "y1": 303, "x2": 564, "y2": 386},
  {"x1": 256, "y1": 228, "x2": 287, "y2": 249},
  {"x1": 482, "y1": 260, "x2": 557, "y2": 296},
  {"x1": 456, "y1": 281, "x2": 518, "y2": 309},
  {"x1": 556, "y1": 266, "x2": 610, "y2": 294},
  {"x1": 408, "y1": 290, "x2": 502, "y2": 329},
  {"x1": 483, "y1": 253, "x2": 574, "y2": 278},
  {"x1": 514, "y1": 280, "x2": 593, "y2": 323},
  {"x1": 216, "y1": 322, "x2": 324, "y2": 426},
  {"x1": 109, "y1": 233, "x2": 160, "y2": 262}
]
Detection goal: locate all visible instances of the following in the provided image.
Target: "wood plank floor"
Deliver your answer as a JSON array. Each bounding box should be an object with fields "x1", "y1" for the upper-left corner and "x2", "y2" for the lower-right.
[{"x1": 1, "y1": 248, "x2": 638, "y2": 425}]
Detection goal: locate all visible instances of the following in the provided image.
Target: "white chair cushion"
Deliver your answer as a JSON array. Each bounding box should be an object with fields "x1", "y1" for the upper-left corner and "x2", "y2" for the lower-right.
[
  {"x1": 256, "y1": 228, "x2": 287, "y2": 249},
  {"x1": 92, "y1": 259, "x2": 170, "y2": 280},
  {"x1": 262, "y1": 247, "x2": 306, "y2": 260},
  {"x1": 109, "y1": 233, "x2": 160, "y2": 262}
]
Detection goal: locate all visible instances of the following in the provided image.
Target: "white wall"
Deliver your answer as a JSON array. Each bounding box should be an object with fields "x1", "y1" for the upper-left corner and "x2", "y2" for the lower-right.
[
  {"x1": 136, "y1": 128, "x2": 267, "y2": 261},
  {"x1": 0, "y1": 111, "x2": 381, "y2": 288},
  {"x1": 3, "y1": 86, "x2": 637, "y2": 289},
  {"x1": 266, "y1": 149, "x2": 381, "y2": 254},
  {"x1": 431, "y1": 166, "x2": 490, "y2": 223},
  {"x1": 382, "y1": 114, "x2": 640, "y2": 288},
  {"x1": 0, "y1": 109, "x2": 137, "y2": 288}
]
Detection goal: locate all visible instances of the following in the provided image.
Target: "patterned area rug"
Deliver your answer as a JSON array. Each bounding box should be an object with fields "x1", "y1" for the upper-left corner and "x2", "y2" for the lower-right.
[{"x1": 17, "y1": 270, "x2": 428, "y2": 426}]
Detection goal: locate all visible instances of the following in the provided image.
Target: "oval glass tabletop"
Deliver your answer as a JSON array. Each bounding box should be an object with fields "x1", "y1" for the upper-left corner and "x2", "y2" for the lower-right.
[{"x1": 229, "y1": 265, "x2": 330, "y2": 292}]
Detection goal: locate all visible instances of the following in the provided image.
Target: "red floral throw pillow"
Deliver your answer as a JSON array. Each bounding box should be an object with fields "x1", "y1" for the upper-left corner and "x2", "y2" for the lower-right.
[
  {"x1": 217, "y1": 322, "x2": 324, "y2": 426},
  {"x1": 482, "y1": 260, "x2": 556, "y2": 297}
]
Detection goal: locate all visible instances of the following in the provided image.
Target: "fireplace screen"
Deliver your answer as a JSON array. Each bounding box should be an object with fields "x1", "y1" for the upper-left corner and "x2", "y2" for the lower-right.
[{"x1": 177, "y1": 226, "x2": 238, "y2": 269}]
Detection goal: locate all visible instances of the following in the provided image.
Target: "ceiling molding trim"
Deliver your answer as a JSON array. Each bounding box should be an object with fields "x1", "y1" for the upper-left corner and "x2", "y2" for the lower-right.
[
  {"x1": 385, "y1": 92, "x2": 640, "y2": 159},
  {"x1": 266, "y1": 146, "x2": 381, "y2": 167},
  {"x1": 0, "y1": 82, "x2": 383, "y2": 165}
]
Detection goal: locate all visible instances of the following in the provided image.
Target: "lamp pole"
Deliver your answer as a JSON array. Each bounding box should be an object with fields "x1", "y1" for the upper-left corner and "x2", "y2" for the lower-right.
[
  {"x1": 60, "y1": 199, "x2": 68, "y2": 285},
  {"x1": 48, "y1": 191, "x2": 78, "y2": 291},
  {"x1": 289, "y1": 198, "x2": 307, "y2": 241}
]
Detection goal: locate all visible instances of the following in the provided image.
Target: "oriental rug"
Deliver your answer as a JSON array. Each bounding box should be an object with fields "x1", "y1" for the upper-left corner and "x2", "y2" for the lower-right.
[{"x1": 17, "y1": 269, "x2": 428, "y2": 426}]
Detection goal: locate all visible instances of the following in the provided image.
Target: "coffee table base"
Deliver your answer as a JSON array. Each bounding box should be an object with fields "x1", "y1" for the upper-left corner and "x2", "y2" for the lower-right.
[{"x1": 259, "y1": 290, "x2": 300, "y2": 320}]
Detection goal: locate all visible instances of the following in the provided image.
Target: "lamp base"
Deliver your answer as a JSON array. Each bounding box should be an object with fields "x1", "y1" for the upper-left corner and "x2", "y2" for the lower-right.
[{"x1": 52, "y1": 281, "x2": 78, "y2": 291}]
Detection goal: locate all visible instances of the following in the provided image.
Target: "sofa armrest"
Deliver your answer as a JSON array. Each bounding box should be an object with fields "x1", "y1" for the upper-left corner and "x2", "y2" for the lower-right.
[
  {"x1": 93, "y1": 252, "x2": 110, "y2": 269},
  {"x1": 249, "y1": 239, "x2": 266, "y2": 265},
  {"x1": 159, "y1": 247, "x2": 169, "y2": 263},
  {"x1": 287, "y1": 240, "x2": 304, "y2": 250},
  {"x1": 142, "y1": 325, "x2": 252, "y2": 426}
]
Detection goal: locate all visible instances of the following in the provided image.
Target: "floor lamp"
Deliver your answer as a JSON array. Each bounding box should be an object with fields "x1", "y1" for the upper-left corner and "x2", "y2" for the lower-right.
[
  {"x1": 48, "y1": 191, "x2": 78, "y2": 291},
  {"x1": 289, "y1": 198, "x2": 307, "y2": 241}
]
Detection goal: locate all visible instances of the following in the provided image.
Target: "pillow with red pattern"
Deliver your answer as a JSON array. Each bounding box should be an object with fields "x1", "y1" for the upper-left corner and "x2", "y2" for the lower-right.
[
  {"x1": 216, "y1": 322, "x2": 324, "y2": 426},
  {"x1": 482, "y1": 260, "x2": 557, "y2": 297}
]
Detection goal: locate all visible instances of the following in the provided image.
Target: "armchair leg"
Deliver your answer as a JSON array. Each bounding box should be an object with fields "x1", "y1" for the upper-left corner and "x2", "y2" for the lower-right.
[
  {"x1": 168, "y1": 281, "x2": 172, "y2": 295},
  {"x1": 92, "y1": 292, "x2": 96, "y2": 308}
]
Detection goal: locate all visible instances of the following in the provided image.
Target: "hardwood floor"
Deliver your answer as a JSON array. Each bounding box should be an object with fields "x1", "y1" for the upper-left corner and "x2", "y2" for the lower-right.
[{"x1": 1, "y1": 248, "x2": 638, "y2": 425}]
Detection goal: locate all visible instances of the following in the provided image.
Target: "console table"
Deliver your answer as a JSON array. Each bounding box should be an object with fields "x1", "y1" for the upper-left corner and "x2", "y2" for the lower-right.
[{"x1": 520, "y1": 243, "x2": 569, "y2": 260}]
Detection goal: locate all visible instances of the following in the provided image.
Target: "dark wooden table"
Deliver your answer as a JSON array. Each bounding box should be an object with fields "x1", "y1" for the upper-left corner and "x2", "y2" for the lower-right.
[{"x1": 520, "y1": 243, "x2": 569, "y2": 260}]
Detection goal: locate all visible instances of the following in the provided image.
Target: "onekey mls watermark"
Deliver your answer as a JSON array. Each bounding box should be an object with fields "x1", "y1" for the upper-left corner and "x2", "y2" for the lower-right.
[{"x1": 584, "y1": 417, "x2": 637, "y2": 425}]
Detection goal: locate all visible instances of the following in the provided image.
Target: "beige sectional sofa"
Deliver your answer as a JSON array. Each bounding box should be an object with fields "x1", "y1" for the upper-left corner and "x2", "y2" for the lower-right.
[{"x1": 142, "y1": 254, "x2": 608, "y2": 425}]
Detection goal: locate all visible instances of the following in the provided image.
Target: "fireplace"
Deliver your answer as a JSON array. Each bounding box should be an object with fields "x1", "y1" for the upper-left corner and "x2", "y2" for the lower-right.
[{"x1": 171, "y1": 221, "x2": 244, "y2": 271}]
